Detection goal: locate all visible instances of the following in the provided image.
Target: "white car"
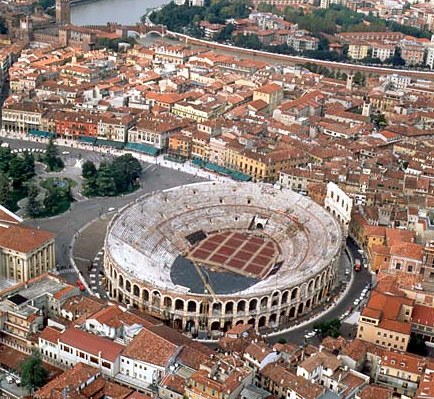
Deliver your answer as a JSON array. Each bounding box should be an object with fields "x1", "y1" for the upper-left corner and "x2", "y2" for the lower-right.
[
  {"x1": 354, "y1": 299, "x2": 360, "y2": 306},
  {"x1": 304, "y1": 331, "x2": 316, "y2": 339},
  {"x1": 345, "y1": 269, "x2": 350, "y2": 275},
  {"x1": 108, "y1": 207, "x2": 115, "y2": 212},
  {"x1": 62, "y1": 151, "x2": 70, "y2": 155}
]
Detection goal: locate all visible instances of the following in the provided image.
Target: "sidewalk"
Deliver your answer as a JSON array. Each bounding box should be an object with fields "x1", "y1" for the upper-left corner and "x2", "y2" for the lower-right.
[{"x1": 0, "y1": 129, "x2": 231, "y2": 183}]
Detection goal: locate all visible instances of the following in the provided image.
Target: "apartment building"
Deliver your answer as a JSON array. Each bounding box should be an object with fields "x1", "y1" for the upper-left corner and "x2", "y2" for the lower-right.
[
  {"x1": 253, "y1": 83, "x2": 283, "y2": 111},
  {"x1": 357, "y1": 290, "x2": 413, "y2": 351}
]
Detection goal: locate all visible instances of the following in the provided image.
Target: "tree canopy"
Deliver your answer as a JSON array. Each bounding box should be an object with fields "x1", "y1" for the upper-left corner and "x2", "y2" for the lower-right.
[
  {"x1": 44, "y1": 138, "x2": 64, "y2": 172},
  {"x1": 82, "y1": 154, "x2": 142, "y2": 197},
  {"x1": 20, "y1": 350, "x2": 48, "y2": 393},
  {"x1": 150, "y1": 0, "x2": 251, "y2": 32},
  {"x1": 313, "y1": 318, "x2": 341, "y2": 338},
  {"x1": 0, "y1": 147, "x2": 35, "y2": 210}
]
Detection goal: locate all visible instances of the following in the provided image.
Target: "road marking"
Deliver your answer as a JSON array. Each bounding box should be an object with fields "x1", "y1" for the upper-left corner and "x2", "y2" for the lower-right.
[
  {"x1": 143, "y1": 164, "x2": 154, "y2": 172},
  {"x1": 90, "y1": 274, "x2": 96, "y2": 278}
]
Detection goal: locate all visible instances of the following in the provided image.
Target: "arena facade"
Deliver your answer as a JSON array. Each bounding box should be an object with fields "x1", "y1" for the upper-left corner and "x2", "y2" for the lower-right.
[{"x1": 104, "y1": 182, "x2": 342, "y2": 337}]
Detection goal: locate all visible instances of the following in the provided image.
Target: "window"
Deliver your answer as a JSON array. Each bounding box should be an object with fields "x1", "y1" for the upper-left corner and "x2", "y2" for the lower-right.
[{"x1": 396, "y1": 263, "x2": 401, "y2": 270}]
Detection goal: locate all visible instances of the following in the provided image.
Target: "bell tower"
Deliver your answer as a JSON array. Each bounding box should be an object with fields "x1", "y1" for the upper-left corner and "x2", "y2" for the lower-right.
[{"x1": 56, "y1": 0, "x2": 71, "y2": 25}]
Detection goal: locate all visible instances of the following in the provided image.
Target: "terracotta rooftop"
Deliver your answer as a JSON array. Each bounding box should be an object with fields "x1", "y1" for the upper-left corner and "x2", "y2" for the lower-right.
[
  {"x1": 39, "y1": 326, "x2": 63, "y2": 344},
  {"x1": 0, "y1": 223, "x2": 55, "y2": 253},
  {"x1": 60, "y1": 328, "x2": 124, "y2": 362},
  {"x1": 411, "y1": 305, "x2": 434, "y2": 327},
  {"x1": 34, "y1": 363, "x2": 100, "y2": 399},
  {"x1": 121, "y1": 327, "x2": 178, "y2": 367},
  {"x1": 358, "y1": 384, "x2": 393, "y2": 399}
]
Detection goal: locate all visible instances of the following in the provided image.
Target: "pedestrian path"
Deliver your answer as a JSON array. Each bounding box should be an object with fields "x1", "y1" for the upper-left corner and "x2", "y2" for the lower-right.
[{"x1": 0, "y1": 130, "x2": 232, "y2": 183}]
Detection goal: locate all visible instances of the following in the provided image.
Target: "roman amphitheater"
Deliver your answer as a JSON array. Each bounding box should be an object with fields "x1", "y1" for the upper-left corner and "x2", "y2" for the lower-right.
[{"x1": 104, "y1": 182, "x2": 342, "y2": 338}]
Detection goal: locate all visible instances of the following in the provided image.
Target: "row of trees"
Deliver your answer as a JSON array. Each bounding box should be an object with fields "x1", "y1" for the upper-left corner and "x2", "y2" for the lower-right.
[{"x1": 82, "y1": 154, "x2": 142, "y2": 197}]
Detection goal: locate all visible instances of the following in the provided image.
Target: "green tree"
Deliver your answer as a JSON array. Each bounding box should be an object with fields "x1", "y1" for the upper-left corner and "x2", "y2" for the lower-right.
[
  {"x1": 353, "y1": 71, "x2": 366, "y2": 86},
  {"x1": 20, "y1": 350, "x2": 48, "y2": 393},
  {"x1": 386, "y1": 47, "x2": 406, "y2": 66},
  {"x1": 0, "y1": 174, "x2": 11, "y2": 207},
  {"x1": 111, "y1": 154, "x2": 142, "y2": 193},
  {"x1": 82, "y1": 160, "x2": 97, "y2": 179},
  {"x1": 9, "y1": 156, "x2": 34, "y2": 189},
  {"x1": 43, "y1": 186, "x2": 64, "y2": 214},
  {"x1": 96, "y1": 175, "x2": 117, "y2": 196},
  {"x1": 26, "y1": 182, "x2": 41, "y2": 218},
  {"x1": 0, "y1": 16, "x2": 7, "y2": 34},
  {"x1": 216, "y1": 23, "x2": 235, "y2": 42},
  {"x1": 44, "y1": 139, "x2": 64, "y2": 172},
  {"x1": 0, "y1": 147, "x2": 12, "y2": 174},
  {"x1": 313, "y1": 319, "x2": 341, "y2": 338}
]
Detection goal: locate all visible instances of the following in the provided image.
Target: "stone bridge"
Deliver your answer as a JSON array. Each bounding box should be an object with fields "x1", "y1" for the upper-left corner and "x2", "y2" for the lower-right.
[{"x1": 82, "y1": 23, "x2": 166, "y2": 38}]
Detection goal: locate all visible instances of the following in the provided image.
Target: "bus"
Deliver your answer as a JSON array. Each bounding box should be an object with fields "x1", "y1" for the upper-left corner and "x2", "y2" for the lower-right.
[{"x1": 354, "y1": 259, "x2": 362, "y2": 272}]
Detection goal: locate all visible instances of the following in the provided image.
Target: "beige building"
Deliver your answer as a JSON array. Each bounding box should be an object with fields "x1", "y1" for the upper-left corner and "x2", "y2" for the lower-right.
[
  {"x1": 0, "y1": 205, "x2": 56, "y2": 282},
  {"x1": 348, "y1": 42, "x2": 370, "y2": 60},
  {"x1": 357, "y1": 289, "x2": 413, "y2": 351},
  {"x1": 253, "y1": 83, "x2": 283, "y2": 111}
]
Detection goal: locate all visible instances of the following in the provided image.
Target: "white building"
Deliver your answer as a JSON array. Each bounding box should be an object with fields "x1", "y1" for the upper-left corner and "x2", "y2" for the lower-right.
[
  {"x1": 426, "y1": 46, "x2": 434, "y2": 69},
  {"x1": 39, "y1": 326, "x2": 123, "y2": 377},
  {"x1": 324, "y1": 182, "x2": 353, "y2": 237},
  {"x1": 119, "y1": 328, "x2": 180, "y2": 388}
]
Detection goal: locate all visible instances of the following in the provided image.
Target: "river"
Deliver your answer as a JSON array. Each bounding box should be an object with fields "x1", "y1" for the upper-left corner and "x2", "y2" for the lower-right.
[{"x1": 71, "y1": 0, "x2": 168, "y2": 26}]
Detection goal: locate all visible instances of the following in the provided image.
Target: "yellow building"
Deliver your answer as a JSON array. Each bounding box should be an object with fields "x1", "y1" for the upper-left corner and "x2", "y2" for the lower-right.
[
  {"x1": 172, "y1": 100, "x2": 226, "y2": 122},
  {"x1": 253, "y1": 83, "x2": 283, "y2": 110},
  {"x1": 229, "y1": 148, "x2": 309, "y2": 183},
  {"x1": 348, "y1": 42, "x2": 370, "y2": 60},
  {"x1": 168, "y1": 133, "x2": 192, "y2": 158},
  {"x1": 357, "y1": 289, "x2": 413, "y2": 352}
]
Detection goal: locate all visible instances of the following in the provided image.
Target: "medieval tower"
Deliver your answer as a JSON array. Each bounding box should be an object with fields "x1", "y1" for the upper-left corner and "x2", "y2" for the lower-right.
[{"x1": 56, "y1": 0, "x2": 71, "y2": 25}]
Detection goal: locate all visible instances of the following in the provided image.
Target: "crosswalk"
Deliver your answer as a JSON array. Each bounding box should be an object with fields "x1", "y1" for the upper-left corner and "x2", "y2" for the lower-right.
[
  {"x1": 57, "y1": 268, "x2": 76, "y2": 275},
  {"x1": 89, "y1": 249, "x2": 106, "y2": 297}
]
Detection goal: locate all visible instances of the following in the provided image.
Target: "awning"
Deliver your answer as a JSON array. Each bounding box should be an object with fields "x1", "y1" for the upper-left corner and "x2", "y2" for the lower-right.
[
  {"x1": 95, "y1": 139, "x2": 125, "y2": 149},
  {"x1": 124, "y1": 142, "x2": 159, "y2": 156},
  {"x1": 78, "y1": 136, "x2": 97, "y2": 144},
  {"x1": 192, "y1": 159, "x2": 251, "y2": 181},
  {"x1": 28, "y1": 129, "x2": 55, "y2": 139}
]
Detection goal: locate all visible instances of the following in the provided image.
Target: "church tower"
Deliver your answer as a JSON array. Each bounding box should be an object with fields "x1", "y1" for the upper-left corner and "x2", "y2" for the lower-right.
[
  {"x1": 362, "y1": 97, "x2": 371, "y2": 117},
  {"x1": 19, "y1": 16, "x2": 33, "y2": 42},
  {"x1": 346, "y1": 74, "x2": 354, "y2": 91},
  {"x1": 56, "y1": 0, "x2": 71, "y2": 25}
]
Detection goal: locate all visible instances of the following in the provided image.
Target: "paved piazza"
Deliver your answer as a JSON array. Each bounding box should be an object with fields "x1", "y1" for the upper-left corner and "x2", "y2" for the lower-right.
[{"x1": 104, "y1": 182, "x2": 342, "y2": 336}]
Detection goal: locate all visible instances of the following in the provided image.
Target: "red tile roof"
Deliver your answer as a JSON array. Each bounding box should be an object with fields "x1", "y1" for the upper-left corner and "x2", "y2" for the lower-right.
[
  {"x1": 39, "y1": 326, "x2": 62, "y2": 344},
  {"x1": 60, "y1": 328, "x2": 124, "y2": 362},
  {"x1": 0, "y1": 223, "x2": 55, "y2": 253},
  {"x1": 411, "y1": 305, "x2": 434, "y2": 327},
  {"x1": 121, "y1": 328, "x2": 178, "y2": 367}
]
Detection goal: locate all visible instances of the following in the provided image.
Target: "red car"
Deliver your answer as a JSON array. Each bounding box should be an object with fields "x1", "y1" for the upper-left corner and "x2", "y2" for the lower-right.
[{"x1": 76, "y1": 279, "x2": 85, "y2": 291}]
